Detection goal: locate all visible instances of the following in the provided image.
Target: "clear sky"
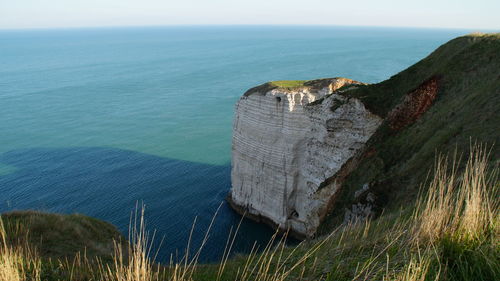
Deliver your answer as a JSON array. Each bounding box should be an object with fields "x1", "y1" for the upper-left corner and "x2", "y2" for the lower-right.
[{"x1": 1, "y1": 0, "x2": 499, "y2": 30}]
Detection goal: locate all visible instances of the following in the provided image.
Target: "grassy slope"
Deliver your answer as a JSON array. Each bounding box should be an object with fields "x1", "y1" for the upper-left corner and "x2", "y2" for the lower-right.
[
  {"x1": 319, "y1": 33, "x2": 500, "y2": 232},
  {"x1": 196, "y1": 146, "x2": 499, "y2": 281},
  {"x1": 1, "y1": 211, "x2": 123, "y2": 259}
]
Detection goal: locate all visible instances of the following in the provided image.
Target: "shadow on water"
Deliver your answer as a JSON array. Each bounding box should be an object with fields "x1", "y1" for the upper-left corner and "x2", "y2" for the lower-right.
[{"x1": 0, "y1": 147, "x2": 282, "y2": 263}]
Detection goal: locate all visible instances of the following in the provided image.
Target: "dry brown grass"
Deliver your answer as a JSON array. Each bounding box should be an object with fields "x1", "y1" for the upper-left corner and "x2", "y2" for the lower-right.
[
  {"x1": 99, "y1": 206, "x2": 162, "y2": 281},
  {"x1": 412, "y1": 144, "x2": 498, "y2": 244},
  {"x1": 231, "y1": 228, "x2": 336, "y2": 281},
  {"x1": 383, "y1": 249, "x2": 440, "y2": 281},
  {"x1": 0, "y1": 219, "x2": 40, "y2": 281}
]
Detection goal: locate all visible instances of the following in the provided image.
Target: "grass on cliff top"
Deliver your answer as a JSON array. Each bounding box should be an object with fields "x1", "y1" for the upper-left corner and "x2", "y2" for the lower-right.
[
  {"x1": 243, "y1": 78, "x2": 353, "y2": 96},
  {"x1": 1, "y1": 146, "x2": 498, "y2": 281},
  {"x1": 269, "y1": 80, "x2": 308, "y2": 89},
  {"x1": 1, "y1": 211, "x2": 123, "y2": 260},
  {"x1": 243, "y1": 80, "x2": 309, "y2": 96}
]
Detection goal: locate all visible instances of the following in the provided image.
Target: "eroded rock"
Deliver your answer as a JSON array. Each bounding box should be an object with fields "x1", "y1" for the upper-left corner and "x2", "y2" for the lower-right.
[{"x1": 228, "y1": 78, "x2": 383, "y2": 237}]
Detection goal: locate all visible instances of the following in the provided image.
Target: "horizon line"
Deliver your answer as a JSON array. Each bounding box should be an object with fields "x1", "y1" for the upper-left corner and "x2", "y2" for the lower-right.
[{"x1": 1, "y1": 23, "x2": 497, "y2": 33}]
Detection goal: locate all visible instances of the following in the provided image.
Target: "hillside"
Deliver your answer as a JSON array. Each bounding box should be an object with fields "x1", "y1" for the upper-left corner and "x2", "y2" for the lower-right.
[
  {"x1": 1, "y1": 211, "x2": 122, "y2": 259},
  {"x1": 319, "y1": 33, "x2": 500, "y2": 232}
]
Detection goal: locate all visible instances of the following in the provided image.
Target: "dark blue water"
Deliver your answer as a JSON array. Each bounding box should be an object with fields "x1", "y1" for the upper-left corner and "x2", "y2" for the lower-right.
[{"x1": 0, "y1": 26, "x2": 468, "y2": 262}]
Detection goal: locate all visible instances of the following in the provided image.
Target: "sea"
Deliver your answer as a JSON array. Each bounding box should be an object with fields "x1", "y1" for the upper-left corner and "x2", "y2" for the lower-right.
[{"x1": 0, "y1": 25, "x2": 469, "y2": 262}]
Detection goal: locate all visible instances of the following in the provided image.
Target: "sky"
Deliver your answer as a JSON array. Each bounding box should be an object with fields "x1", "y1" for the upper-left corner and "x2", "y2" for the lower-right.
[{"x1": 0, "y1": 0, "x2": 499, "y2": 30}]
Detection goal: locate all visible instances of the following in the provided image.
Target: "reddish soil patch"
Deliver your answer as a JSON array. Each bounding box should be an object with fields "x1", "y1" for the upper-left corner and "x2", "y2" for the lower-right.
[{"x1": 387, "y1": 76, "x2": 441, "y2": 131}]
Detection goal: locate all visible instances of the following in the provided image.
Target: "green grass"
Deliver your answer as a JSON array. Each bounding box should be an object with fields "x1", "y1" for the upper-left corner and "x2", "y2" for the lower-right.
[
  {"x1": 342, "y1": 33, "x2": 500, "y2": 117},
  {"x1": 1, "y1": 211, "x2": 123, "y2": 260},
  {"x1": 243, "y1": 80, "x2": 311, "y2": 96},
  {"x1": 269, "y1": 80, "x2": 308, "y2": 89},
  {"x1": 243, "y1": 77, "x2": 362, "y2": 97}
]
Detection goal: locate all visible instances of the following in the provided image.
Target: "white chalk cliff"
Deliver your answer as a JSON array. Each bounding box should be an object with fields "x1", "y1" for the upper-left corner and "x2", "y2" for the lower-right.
[{"x1": 228, "y1": 78, "x2": 383, "y2": 237}]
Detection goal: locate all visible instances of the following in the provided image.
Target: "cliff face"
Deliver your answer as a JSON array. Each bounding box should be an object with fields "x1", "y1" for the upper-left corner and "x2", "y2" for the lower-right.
[{"x1": 228, "y1": 78, "x2": 383, "y2": 237}]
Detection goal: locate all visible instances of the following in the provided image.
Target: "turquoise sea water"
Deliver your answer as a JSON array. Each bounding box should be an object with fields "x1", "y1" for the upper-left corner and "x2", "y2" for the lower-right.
[{"x1": 0, "y1": 26, "x2": 467, "y2": 262}]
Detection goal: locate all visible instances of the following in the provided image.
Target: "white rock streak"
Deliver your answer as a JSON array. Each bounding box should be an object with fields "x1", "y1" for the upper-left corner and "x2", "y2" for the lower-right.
[{"x1": 229, "y1": 79, "x2": 383, "y2": 237}]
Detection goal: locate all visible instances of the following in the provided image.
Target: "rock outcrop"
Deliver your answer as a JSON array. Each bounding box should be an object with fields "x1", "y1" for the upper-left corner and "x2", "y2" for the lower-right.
[{"x1": 228, "y1": 78, "x2": 383, "y2": 237}]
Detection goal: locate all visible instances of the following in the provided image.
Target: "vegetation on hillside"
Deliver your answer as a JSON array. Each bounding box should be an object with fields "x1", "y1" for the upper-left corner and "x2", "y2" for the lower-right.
[
  {"x1": 319, "y1": 33, "x2": 500, "y2": 231},
  {"x1": 1, "y1": 212, "x2": 122, "y2": 260}
]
